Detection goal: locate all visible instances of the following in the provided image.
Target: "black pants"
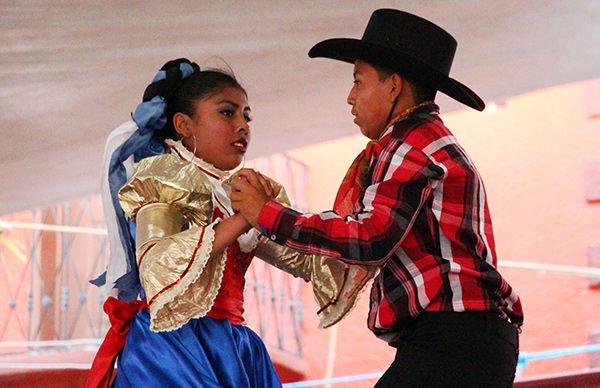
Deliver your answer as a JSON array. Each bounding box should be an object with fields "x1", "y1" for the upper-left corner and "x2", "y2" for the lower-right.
[{"x1": 375, "y1": 312, "x2": 519, "y2": 388}]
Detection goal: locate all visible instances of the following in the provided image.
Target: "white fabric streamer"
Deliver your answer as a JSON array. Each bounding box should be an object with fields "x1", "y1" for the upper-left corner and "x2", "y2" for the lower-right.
[{"x1": 99, "y1": 120, "x2": 139, "y2": 296}]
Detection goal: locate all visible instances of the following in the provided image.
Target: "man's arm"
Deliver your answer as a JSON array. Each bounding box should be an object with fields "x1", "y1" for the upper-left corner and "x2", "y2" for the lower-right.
[{"x1": 232, "y1": 140, "x2": 443, "y2": 265}]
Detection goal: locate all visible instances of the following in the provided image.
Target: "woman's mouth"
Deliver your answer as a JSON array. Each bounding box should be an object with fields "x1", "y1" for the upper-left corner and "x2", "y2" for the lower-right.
[{"x1": 232, "y1": 138, "x2": 248, "y2": 153}]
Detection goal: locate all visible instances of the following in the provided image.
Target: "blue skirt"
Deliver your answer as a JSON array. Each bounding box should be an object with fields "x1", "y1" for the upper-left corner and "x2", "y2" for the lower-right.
[{"x1": 114, "y1": 310, "x2": 282, "y2": 388}]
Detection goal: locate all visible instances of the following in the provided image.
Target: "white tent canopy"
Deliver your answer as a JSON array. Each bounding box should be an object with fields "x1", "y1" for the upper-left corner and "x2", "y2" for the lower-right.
[{"x1": 1, "y1": 0, "x2": 599, "y2": 214}]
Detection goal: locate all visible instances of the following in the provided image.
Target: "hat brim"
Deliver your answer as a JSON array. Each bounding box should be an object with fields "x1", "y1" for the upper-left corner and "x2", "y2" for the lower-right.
[{"x1": 309, "y1": 38, "x2": 485, "y2": 111}]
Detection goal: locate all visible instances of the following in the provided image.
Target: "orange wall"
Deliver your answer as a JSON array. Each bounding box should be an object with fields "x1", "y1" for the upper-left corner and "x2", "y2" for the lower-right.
[{"x1": 288, "y1": 79, "x2": 600, "y2": 381}]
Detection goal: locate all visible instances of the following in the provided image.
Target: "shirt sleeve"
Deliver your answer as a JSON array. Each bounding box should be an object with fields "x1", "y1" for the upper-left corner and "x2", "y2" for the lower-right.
[{"x1": 257, "y1": 139, "x2": 444, "y2": 265}]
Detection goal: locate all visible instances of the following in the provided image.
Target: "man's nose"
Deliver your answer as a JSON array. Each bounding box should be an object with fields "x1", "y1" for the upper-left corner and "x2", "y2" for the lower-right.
[{"x1": 347, "y1": 87, "x2": 356, "y2": 106}]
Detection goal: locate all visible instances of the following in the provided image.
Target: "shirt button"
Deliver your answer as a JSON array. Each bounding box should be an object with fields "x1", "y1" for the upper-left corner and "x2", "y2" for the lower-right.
[{"x1": 270, "y1": 234, "x2": 277, "y2": 241}]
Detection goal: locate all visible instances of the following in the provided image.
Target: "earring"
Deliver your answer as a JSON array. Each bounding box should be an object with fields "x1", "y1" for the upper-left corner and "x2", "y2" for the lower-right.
[
  {"x1": 186, "y1": 134, "x2": 198, "y2": 165},
  {"x1": 191, "y1": 134, "x2": 198, "y2": 156}
]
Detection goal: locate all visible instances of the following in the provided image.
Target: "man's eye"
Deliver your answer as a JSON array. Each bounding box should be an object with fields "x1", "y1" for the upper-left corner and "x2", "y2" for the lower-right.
[{"x1": 353, "y1": 80, "x2": 360, "y2": 85}]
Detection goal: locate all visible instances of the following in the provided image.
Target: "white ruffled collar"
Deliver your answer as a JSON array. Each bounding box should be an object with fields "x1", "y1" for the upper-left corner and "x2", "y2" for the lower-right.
[
  {"x1": 165, "y1": 139, "x2": 229, "y2": 179},
  {"x1": 164, "y1": 139, "x2": 258, "y2": 253}
]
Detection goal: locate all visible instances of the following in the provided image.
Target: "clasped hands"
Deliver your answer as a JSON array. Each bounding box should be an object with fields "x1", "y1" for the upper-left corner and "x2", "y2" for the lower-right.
[{"x1": 230, "y1": 168, "x2": 281, "y2": 229}]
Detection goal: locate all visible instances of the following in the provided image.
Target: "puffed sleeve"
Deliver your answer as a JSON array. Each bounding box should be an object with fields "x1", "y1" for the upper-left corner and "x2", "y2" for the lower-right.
[
  {"x1": 249, "y1": 180, "x2": 377, "y2": 328},
  {"x1": 255, "y1": 239, "x2": 375, "y2": 328},
  {"x1": 119, "y1": 154, "x2": 227, "y2": 332}
]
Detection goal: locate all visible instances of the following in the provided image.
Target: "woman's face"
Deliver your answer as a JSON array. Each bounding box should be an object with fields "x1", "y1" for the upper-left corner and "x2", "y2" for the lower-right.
[{"x1": 180, "y1": 86, "x2": 251, "y2": 171}]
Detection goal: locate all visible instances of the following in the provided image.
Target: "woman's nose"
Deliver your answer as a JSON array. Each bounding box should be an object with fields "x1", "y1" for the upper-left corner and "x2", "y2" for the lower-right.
[{"x1": 236, "y1": 118, "x2": 250, "y2": 133}]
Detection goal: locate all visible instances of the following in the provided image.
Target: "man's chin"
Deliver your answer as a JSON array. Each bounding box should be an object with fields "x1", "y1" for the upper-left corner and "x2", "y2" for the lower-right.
[{"x1": 359, "y1": 126, "x2": 374, "y2": 139}]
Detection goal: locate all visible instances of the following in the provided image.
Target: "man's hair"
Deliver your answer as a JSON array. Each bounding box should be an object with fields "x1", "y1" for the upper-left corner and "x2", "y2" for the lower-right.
[{"x1": 371, "y1": 62, "x2": 436, "y2": 103}]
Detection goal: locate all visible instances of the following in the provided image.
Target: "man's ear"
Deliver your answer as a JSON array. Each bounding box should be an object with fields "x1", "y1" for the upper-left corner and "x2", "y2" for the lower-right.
[
  {"x1": 389, "y1": 73, "x2": 403, "y2": 100},
  {"x1": 173, "y1": 112, "x2": 193, "y2": 138}
]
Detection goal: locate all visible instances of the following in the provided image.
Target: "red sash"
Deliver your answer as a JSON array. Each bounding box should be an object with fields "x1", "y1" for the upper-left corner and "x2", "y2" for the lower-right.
[
  {"x1": 85, "y1": 297, "x2": 148, "y2": 388},
  {"x1": 333, "y1": 140, "x2": 376, "y2": 217}
]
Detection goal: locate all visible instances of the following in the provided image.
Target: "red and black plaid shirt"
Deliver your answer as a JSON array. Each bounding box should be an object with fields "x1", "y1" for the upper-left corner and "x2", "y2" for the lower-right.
[{"x1": 258, "y1": 104, "x2": 523, "y2": 342}]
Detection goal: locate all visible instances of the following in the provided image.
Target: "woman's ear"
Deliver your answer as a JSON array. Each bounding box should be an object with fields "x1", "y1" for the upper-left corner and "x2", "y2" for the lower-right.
[{"x1": 173, "y1": 112, "x2": 192, "y2": 138}]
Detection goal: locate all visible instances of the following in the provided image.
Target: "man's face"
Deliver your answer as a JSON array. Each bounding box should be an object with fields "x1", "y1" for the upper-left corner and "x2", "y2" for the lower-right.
[{"x1": 347, "y1": 60, "x2": 393, "y2": 139}]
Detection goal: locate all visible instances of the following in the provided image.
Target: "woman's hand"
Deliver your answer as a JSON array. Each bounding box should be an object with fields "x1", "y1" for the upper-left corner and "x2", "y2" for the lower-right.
[{"x1": 230, "y1": 168, "x2": 278, "y2": 228}]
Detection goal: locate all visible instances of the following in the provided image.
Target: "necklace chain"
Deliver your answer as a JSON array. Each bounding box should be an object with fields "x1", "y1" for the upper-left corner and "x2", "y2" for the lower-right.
[{"x1": 388, "y1": 99, "x2": 435, "y2": 126}]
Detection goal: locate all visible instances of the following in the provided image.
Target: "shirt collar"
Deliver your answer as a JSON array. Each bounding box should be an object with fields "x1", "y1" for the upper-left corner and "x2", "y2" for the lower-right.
[
  {"x1": 378, "y1": 124, "x2": 394, "y2": 140},
  {"x1": 391, "y1": 102, "x2": 439, "y2": 140},
  {"x1": 369, "y1": 103, "x2": 439, "y2": 159}
]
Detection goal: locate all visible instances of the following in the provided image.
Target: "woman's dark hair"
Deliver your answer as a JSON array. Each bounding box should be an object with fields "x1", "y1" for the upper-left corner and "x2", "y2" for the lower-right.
[
  {"x1": 140, "y1": 58, "x2": 246, "y2": 141},
  {"x1": 162, "y1": 69, "x2": 246, "y2": 139}
]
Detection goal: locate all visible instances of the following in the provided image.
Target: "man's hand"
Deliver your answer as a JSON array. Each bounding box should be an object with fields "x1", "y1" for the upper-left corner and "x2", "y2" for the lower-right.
[{"x1": 230, "y1": 168, "x2": 278, "y2": 228}]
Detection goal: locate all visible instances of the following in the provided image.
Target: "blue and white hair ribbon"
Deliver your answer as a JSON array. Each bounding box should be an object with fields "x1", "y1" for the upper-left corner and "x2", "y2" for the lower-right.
[{"x1": 92, "y1": 62, "x2": 196, "y2": 301}]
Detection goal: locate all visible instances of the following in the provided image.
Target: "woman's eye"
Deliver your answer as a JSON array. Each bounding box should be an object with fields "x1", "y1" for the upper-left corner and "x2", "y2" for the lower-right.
[
  {"x1": 244, "y1": 114, "x2": 252, "y2": 123},
  {"x1": 220, "y1": 109, "x2": 234, "y2": 117},
  {"x1": 353, "y1": 80, "x2": 360, "y2": 85}
]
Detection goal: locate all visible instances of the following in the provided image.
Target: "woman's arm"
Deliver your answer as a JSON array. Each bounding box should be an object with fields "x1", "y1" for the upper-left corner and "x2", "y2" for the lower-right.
[{"x1": 211, "y1": 213, "x2": 251, "y2": 258}]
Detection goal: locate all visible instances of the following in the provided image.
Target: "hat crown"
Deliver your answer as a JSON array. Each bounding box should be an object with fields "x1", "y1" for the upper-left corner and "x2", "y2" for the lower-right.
[
  {"x1": 307, "y1": 8, "x2": 485, "y2": 111},
  {"x1": 361, "y1": 9, "x2": 457, "y2": 77}
]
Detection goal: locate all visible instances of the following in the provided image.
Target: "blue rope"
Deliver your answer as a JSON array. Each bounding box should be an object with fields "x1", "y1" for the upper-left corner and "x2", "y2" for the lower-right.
[
  {"x1": 283, "y1": 372, "x2": 383, "y2": 387},
  {"x1": 517, "y1": 343, "x2": 600, "y2": 371},
  {"x1": 283, "y1": 344, "x2": 600, "y2": 387}
]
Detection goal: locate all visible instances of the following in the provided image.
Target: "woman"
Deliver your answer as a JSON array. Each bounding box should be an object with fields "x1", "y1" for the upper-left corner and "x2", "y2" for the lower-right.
[{"x1": 86, "y1": 58, "x2": 374, "y2": 388}]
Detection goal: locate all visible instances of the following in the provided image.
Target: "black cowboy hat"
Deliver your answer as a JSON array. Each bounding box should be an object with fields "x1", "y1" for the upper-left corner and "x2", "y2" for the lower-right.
[{"x1": 308, "y1": 9, "x2": 485, "y2": 111}]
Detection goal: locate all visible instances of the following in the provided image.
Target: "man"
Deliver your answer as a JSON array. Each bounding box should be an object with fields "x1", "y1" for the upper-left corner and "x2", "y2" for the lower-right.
[{"x1": 231, "y1": 9, "x2": 523, "y2": 387}]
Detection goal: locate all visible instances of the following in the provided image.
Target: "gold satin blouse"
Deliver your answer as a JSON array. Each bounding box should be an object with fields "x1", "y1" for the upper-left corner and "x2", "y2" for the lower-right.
[{"x1": 119, "y1": 146, "x2": 375, "y2": 332}]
